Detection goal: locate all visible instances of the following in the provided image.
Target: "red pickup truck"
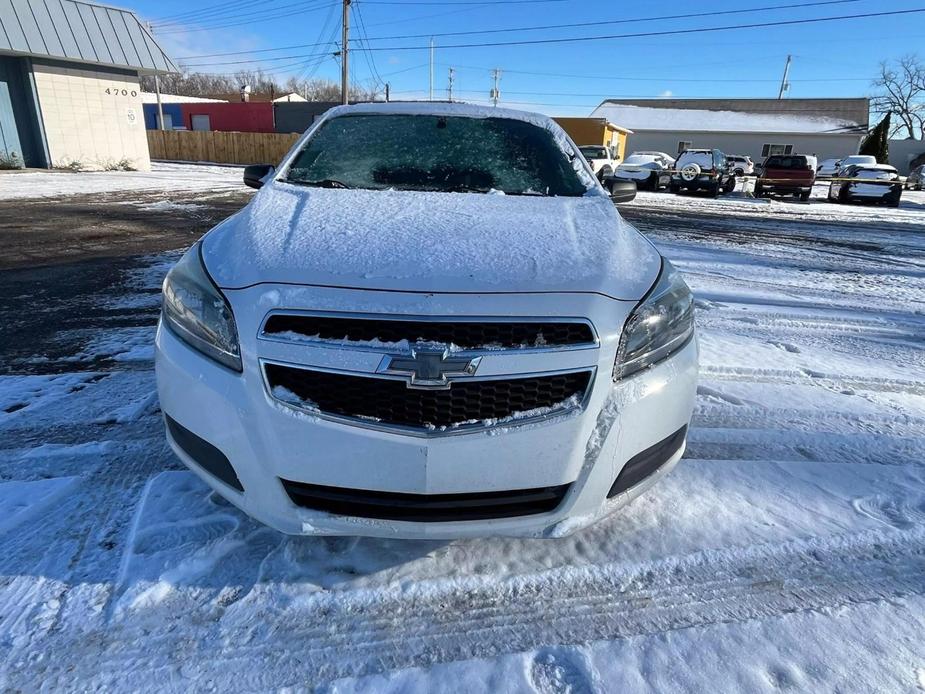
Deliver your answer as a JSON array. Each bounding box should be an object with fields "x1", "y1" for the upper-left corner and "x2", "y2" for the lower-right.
[{"x1": 754, "y1": 155, "x2": 816, "y2": 201}]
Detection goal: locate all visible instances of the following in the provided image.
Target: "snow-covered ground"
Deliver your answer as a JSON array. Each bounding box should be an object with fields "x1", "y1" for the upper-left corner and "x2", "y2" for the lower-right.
[
  {"x1": 1, "y1": 176, "x2": 924, "y2": 691},
  {"x1": 0, "y1": 162, "x2": 243, "y2": 200}
]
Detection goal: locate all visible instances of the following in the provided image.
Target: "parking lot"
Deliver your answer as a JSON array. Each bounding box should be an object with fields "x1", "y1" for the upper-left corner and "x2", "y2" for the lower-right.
[{"x1": 1, "y1": 164, "x2": 924, "y2": 690}]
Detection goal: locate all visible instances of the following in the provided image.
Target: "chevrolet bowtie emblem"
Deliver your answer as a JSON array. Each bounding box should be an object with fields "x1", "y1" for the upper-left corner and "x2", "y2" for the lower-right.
[{"x1": 379, "y1": 349, "x2": 481, "y2": 389}]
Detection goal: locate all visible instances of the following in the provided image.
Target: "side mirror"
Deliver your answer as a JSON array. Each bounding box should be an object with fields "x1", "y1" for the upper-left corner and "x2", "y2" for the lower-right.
[
  {"x1": 244, "y1": 164, "x2": 274, "y2": 189},
  {"x1": 607, "y1": 179, "x2": 637, "y2": 203}
]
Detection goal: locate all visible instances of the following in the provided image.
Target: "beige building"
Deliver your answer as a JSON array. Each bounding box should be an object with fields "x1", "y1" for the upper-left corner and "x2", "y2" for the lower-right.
[
  {"x1": 590, "y1": 98, "x2": 870, "y2": 164},
  {"x1": 0, "y1": 0, "x2": 176, "y2": 171}
]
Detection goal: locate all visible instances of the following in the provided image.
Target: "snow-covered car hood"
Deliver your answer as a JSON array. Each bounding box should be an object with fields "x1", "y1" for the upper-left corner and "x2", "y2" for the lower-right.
[{"x1": 202, "y1": 183, "x2": 661, "y2": 300}]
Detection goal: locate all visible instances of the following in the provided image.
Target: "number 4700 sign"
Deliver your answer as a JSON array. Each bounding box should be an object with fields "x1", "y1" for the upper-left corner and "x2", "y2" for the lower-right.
[{"x1": 105, "y1": 87, "x2": 138, "y2": 98}]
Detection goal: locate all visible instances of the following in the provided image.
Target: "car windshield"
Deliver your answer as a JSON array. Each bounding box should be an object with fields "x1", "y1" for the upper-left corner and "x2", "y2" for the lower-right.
[
  {"x1": 285, "y1": 114, "x2": 588, "y2": 196},
  {"x1": 765, "y1": 156, "x2": 808, "y2": 169},
  {"x1": 856, "y1": 168, "x2": 895, "y2": 180},
  {"x1": 579, "y1": 146, "x2": 608, "y2": 159},
  {"x1": 622, "y1": 155, "x2": 659, "y2": 166}
]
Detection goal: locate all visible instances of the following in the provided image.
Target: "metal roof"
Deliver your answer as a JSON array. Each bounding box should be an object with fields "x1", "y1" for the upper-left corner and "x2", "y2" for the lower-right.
[
  {"x1": 593, "y1": 98, "x2": 870, "y2": 135},
  {"x1": 0, "y1": 0, "x2": 177, "y2": 74}
]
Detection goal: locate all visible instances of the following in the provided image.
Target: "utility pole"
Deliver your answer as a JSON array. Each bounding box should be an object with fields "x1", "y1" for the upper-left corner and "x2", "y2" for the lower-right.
[
  {"x1": 429, "y1": 38, "x2": 435, "y2": 101},
  {"x1": 385, "y1": 82, "x2": 390, "y2": 102},
  {"x1": 147, "y1": 23, "x2": 165, "y2": 130},
  {"x1": 777, "y1": 54, "x2": 792, "y2": 100},
  {"x1": 490, "y1": 68, "x2": 501, "y2": 107},
  {"x1": 153, "y1": 74, "x2": 165, "y2": 130},
  {"x1": 341, "y1": 0, "x2": 350, "y2": 105},
  {"x1": 447, "y1": 67, "x2": 455, "y2": 102}
]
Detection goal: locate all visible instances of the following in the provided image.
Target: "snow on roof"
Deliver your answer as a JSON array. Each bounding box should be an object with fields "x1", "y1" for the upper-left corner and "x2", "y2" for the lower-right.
[
  {"x1": 140, "y1": 93, "x2": 227, "y2": 104},
  {"x1": 590, "y1": 103, "x2": 864, "y2": 135}
]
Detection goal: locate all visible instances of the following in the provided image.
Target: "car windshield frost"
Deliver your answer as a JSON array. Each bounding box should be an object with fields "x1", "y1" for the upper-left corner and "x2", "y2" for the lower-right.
[{"x1": 285, "y1": 114, "x2": 588, "y2": 197}]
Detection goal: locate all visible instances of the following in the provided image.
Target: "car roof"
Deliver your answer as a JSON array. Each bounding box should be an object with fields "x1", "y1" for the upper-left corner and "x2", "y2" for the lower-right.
[{"x1": 853, "y1": 163, "x2": 897, "y2": 171}]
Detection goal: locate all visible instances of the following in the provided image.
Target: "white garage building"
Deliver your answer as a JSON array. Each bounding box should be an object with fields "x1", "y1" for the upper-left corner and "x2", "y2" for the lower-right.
[
  {"x1": 591, "y1": 98, "x2": 870, "y2": 163},
  {"x1": 0, "y1": 0, "x2": 176, "y2": 170}
]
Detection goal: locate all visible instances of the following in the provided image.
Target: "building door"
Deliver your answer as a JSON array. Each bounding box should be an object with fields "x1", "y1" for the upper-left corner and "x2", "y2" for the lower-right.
[
  {"x1": 0, "y1": 81, "x2": 24, "y2": 168},
  {"x1": 191, "y1": 114, "x2": 211, "y2": 131}
]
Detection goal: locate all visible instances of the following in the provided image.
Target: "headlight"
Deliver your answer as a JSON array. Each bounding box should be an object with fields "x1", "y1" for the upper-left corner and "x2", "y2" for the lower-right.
[
  {"x1": 162, "y1": 243, "x2": 242, "y2": 372},
  {"x1": 614, "y1": 259, "x2": 694, "y2": 380}
]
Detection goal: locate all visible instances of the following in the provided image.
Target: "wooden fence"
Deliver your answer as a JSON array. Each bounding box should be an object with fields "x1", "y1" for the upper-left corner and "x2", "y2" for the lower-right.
[{"x1": 147, "y1": 130, "x2": 301, "y2": 166}]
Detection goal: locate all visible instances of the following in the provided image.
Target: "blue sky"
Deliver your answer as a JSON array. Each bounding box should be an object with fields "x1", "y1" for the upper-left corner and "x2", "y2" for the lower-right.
[{"x1": 139, "y1": 0, "x2": 925, "y2": 115}]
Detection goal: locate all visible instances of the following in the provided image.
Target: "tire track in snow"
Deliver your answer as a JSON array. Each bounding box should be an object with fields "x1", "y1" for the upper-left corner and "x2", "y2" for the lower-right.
[
  {"x1": 10, "y1": 527, "x2": 925, "y2": 689},
  {"x1": 700, "y1": 366, "x2": 925, "y2": 396}
]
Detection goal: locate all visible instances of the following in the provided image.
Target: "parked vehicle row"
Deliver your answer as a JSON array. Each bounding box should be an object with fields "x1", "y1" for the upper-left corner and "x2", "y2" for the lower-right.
[{"x1": 592, "y1": 145, "x2": 907, "y2": 207}]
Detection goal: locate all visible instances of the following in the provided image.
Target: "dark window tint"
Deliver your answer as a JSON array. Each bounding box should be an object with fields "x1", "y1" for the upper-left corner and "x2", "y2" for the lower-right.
[
  {"x1": 286, "y1": 114, "x2": 588, "y2": 196},
  {"x1": 764, "y1": 155, "x2": 809, "y2": 169}
]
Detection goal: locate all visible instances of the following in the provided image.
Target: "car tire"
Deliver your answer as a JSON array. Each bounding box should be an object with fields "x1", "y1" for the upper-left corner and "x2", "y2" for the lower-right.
[
  {"x1": 917, "y1": 184, "x2": 922, "y2": 191},
  {"x1": 734, "y1": 167, "x2": 744, "y2": 177},
  {"x1": 799, "y1": 190, "x2": 811, "y2": 202},
  {"x1": 722, "y1": 176, "x2": 736, "y2": 194},
  {"x1": 648, "y1": 172, "x2": 660, "y2": 191},
  {"x1": 669, "y1": 182, "x2": 681, "y2": 194},
  {"x1": 754, "y1": 183, "x2": 764, "y2": 198},
  {"x1": 709, "y1": 181, "x2": 721, "y2": 198}
]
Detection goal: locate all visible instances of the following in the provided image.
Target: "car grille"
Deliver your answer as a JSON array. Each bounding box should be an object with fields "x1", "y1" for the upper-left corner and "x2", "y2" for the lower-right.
[
  {"x1": 280, "y1": 479, "x2": 570, "y2": 522},
  {"x1": 262, "y1": 314, "x2": 595, "y2": 350},
  {"x1": 265, "y1": 364, "x2": 592, "y2": 431}
]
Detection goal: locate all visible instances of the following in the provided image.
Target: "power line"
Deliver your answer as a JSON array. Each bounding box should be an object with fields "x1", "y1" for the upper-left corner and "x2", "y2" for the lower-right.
[
  {"x1": 349, "y1": 8, "x2": 925, "y2": 52},
  {"x1": 152, "y1": 0, "x2": 330, "y2": 27},
  {"x1": 361, "y1": 0, "x2": 568, "y2": 4},
  {"x1": 362, "y1": 0, "x2": 865, "y2": 41},
  {"x1": 173, "y1": 0, "x2": 861, "y2": 58},
  {"x1": 442, "y1": 63, "x2": 874, "y2": 84},
  {"x1": 154, "y1": 0, "x2": 337, "y2": 33},
  {"x1": 352, "y1": 0, "x2": 386, "y2": 88}
]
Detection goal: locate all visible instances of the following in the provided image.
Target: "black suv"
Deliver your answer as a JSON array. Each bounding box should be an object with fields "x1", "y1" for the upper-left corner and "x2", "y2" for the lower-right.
[{"x1": 669, "y1": 148, "x2": 736, "y2": 197}]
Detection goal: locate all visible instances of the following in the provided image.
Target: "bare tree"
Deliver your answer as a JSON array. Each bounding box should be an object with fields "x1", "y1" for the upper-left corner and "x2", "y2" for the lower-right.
[
  {"x1": 871, "y1": 54, "x2": 925, "y2": 140},
  {"x1": 141, "y1": 69, "x2": 380, "y2": 103}
]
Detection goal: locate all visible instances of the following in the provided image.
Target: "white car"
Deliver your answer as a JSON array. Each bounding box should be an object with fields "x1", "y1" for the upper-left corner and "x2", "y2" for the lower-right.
[
  {"x1": 828, "y1": 163, "x2": 903, "y2": 207},
  {"x1": 816, "y1": 158, "x2": 841, "y2": 178},
  {"x1": 578, "y1": 144, "x2": 618, "y2": 181},
  {"x1": 155, "y1": 102, "x2": 698, "y2": 539},
  {"x1": 727, "y1": 155, "x2": 755, "y2": 176},
  {"x1": 818, "y1": 154, "x2": 877, "y2": 178},
  {"x1": 612, "y1": 151, "x2": 675, "y2": 190}
]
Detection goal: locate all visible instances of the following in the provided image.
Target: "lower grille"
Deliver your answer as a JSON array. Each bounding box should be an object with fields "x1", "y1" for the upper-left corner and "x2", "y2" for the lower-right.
[
  {"x1": 281, "y1": 479, "x2": 570, "y2": 522},
  {"x1": 265, "y1": 364, "x2": 592, "y2": 431}
]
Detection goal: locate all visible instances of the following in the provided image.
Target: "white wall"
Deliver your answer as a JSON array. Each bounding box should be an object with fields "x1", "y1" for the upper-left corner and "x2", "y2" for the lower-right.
[
  {"x1": 623, "y1": 130, "x2": 863, "y2": 164},
  {"x1": 887, "y1": 139, "x2": 925, "y2": 174},
  {"x1": 32, "y1": 62, "x2": 150, "y2": 171}
]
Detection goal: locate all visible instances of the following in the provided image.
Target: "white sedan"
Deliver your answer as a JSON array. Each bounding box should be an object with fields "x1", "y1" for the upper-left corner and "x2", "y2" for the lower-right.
[
  {"x1": 155, "y1": 102, "x2": 698, "y2": 539},
  {"x1": 611, "y1": 151, "x2": 676, "y2": 190}
]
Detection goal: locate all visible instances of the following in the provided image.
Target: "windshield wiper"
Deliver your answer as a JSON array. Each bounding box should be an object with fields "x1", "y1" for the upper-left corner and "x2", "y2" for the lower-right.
[
  {"x1": 506, "y1": 190, "x2": 549, "y2": 197},
  {"x1": 284, "y1": 178, "x2": 351, "y2": 189}
]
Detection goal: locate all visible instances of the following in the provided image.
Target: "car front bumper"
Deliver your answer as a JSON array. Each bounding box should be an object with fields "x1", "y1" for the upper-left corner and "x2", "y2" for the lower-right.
[{"x1": 155, "y1": 285, "x2": 698, "y2": 539}]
